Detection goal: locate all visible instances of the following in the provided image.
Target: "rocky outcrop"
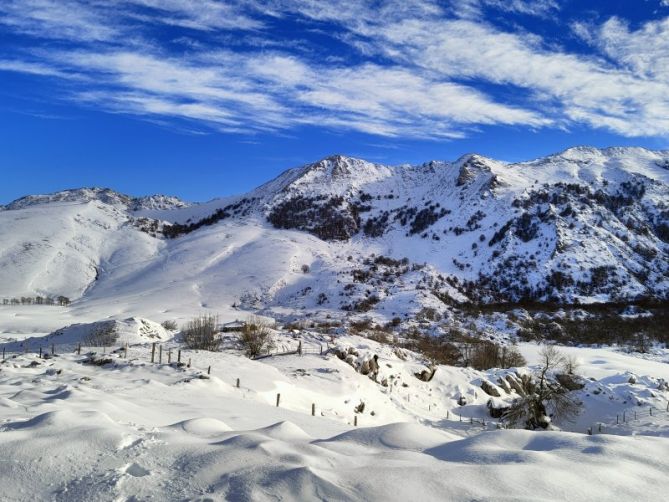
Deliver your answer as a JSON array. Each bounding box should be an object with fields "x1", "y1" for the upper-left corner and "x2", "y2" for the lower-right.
[
  {"x1": 480, "y1": 380, "x2": 501, "y2": 397},
  {"x1": 414, "y1": 366, "x2": 437, "y2": 382}
]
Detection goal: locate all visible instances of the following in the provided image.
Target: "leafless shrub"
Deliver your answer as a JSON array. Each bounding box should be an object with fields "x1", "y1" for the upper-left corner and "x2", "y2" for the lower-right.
[
  {"x1": 465, "y1": 340, "x2": 527, "y2": 370},
  {"x1": 161, "y1": 320, "x2": 178, "y2": 331},
  {"x1": 504, "y1": 345, "x2": 580, "y2": 429},
  {"x1": 83, "y1": 322, "x2": 118, "y2": 347},
  {"x1": 367, "y1": 330, "x2": 391, "y2": 344},
  {"x1": 239, "y1": 315, "x2": 275, "y2": 357},
  {"x1": 182, "y1": 314, "x2": 220, "y2": 351},
  {"x1": 562, "y1": 354, "x2": 579, "y2": 375}
]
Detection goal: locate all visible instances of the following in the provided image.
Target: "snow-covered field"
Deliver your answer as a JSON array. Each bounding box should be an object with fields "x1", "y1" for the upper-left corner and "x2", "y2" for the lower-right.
[
  {"x1": 1, "y1": 147, "x2": 668, "y2": 500},
  {"x1": 1, "y1": 319, "x2": 669, "y2": 501}
]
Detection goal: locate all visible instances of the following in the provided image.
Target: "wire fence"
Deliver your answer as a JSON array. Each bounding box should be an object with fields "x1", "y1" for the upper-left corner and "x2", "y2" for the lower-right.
[
  {"x1": 0, "y1": 339, "x2": 369, "y2": 427},
  {"x1": 252, "y1": 341, "x2": 327, "y2": 360},
  {"x1": 587, "y1": 404, "x2": 669, "y2": 435},
  {"x1": 4, "y1": 340, "x2": 667, "y2": 435}
]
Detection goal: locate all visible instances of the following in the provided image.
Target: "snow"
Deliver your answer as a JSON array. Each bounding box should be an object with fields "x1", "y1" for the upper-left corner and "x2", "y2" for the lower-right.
[
  {"x1": 0, "y1": 147, "x2": 668, "y2": 499},
  {"x1": 1, "y1": 342, "x2": 669, "y2": 501}
]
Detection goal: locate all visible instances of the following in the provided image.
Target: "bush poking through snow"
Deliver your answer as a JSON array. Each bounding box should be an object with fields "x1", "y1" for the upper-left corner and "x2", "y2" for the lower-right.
[
  {"x1": 239, "y1": 315, "x2": 275, "y2": 358},
  {"x1": 504, "y1": 345, "x2": 580, "y2": 430},
  {"x1": 83, "y1": 321, "x2": 118, "y2": 347},
  {"x1": 182, "y1": 314, "x2": 220, "y2": 351},
  {"x1": 161, "y1": 320, "x2": 178, "y2": 331},
  {"x1": 467, "y1": 341, "x2": 527, "y2": 370}
]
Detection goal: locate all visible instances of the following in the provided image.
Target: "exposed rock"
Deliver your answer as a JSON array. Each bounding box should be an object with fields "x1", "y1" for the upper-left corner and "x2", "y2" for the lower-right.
[
  {"x1": 414, "y1": 366, "x2": 437, "y2": 382},
  {"x1": 497, "y1": 377, "x2": 512, "y2": 394},
  {"x1": 487, "y1": 399, "x2": 510, "y2": 418},
  {"x1": 480, "y1": 380, "x2": 501, "y2": 397}
]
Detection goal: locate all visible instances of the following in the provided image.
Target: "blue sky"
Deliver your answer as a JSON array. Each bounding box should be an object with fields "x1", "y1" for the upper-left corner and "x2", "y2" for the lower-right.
[{"x1": 1, "y1": 0, "x2": 668, "y2": 204}]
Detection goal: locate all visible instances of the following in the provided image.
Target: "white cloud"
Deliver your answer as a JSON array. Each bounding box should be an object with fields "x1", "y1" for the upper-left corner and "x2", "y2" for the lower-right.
[
  {"x1": 121, "y1": 0, "x2": 264, "y2": 31},
  {"x1": 0, "y1": 0, "x2": 119, "y2": 41},
  {"x1": 19, "y1": 48, "x2": 543, "y2": 138},
  {"x1": 0, "y1": 0, "x2": 668, "y2": 139},
  {"x1": 594, "y1": 16, "x2": 669, "y2": 80},
  {"x1": 451, "y1": 0, "x2": 560, "y2": 19}
]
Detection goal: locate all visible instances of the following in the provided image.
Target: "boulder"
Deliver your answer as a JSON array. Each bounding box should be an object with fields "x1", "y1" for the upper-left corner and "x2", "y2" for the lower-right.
[
  {"x1": 487, "y1": 399, "x2": 509, "y2": 418},
  {"x1": 415, "y1": 366, "x2": 437, "y2": 382},
  {"x1": 480, "y1": 380, "x2": 501, "y2": 397}
]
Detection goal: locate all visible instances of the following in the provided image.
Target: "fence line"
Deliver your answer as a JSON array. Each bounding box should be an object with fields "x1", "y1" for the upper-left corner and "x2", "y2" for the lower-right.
[
  {"x1": 9, "y1": 340, "x2": 662, "y2": 435},
  {"x1": 0, "y1": 339, "x2": 363, "y2": 427},
  {"x1": 587, "y1": 404, "x2": 669, "y2": 435}
]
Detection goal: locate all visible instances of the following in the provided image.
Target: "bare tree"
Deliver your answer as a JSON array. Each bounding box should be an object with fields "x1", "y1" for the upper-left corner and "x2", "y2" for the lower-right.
[
  {"x1": 562, "y1": 354, "x2": 579, "y2": 375},
  {"x1": 504, "y1": 345, "x2": 580, "y2": 429},
  {"x1": 239, "y1": 315, "x2": 275, "y2": 358},
  {"x1": 182, "y1": 314, "x2": 220, "y2": 351}
]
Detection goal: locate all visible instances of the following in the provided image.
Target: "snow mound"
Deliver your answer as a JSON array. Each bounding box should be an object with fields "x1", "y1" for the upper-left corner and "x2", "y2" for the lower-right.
[
  {"x1": 323, "y1": 421, "x2": 458, "y2": 451},
  {"x1": 256, "y1": 420, "x2": 313, "y2": 441},
  {"x1": 173, "y1": 417, "x2": 233, "y2": 437},
  {"x1": 0, "y1": 317, "x2": 169, "y2": 351},
  {"x1": 47, "y1": 317, "x2": 168, "y2": 345}
]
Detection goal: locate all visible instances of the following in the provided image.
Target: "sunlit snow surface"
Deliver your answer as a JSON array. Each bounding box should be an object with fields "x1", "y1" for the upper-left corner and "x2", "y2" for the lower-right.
[{"x1": 1, "y1": 326, "x2": 669, "y2": 500}]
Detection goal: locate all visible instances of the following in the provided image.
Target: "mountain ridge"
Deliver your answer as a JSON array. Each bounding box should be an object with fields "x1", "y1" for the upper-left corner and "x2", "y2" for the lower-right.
[{"x1": 0, "y1": 146, "x2": 667, "y2": 319}]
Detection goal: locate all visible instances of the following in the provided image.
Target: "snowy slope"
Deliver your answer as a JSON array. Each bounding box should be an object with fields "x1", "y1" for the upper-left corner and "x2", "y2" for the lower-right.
[
  {"x1": 0, "y1": 147, "x2": 667, "y2": 325},
  {"x1": 1, "y1": 332, "x2": 669, "y2": 500}
]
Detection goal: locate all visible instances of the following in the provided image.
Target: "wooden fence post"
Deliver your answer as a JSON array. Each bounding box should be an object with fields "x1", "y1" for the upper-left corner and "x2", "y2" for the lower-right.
[
  {"x1": 77, "y1": 343, "x2": 81, "y2": 355},
  {"x1": 312, "y1": 403, "x2": 315, "y2": 416},
  {"x1": 650, "y1": 407, "x2": 653, "y2": 416},
  {"x1": 168, "y1": 350, "x2": 172, "y2": 364},
  {"x1": 159, "y1": 345, "x2": 162, "y2": 364},
  {"x1": 188, "y1": 358, "x2": 191, "y2": 368},
  {"x1": 598, "y1": 423, "x2": 602, "y2": 433},
  {"x1": 51, "y1": 344, "x2": 55, "y2": 355},
  {"x1": 236, "y1": 378, "x2": 240, "y2": 388},
  {"x1": 151, "y1": 343, "x2": 156, "y2": 363},
  {"x1": 124, "y1": 343, "x2": 128, "y2": 359},
  {"x1": 39, "y1": 347, "x2": 42, "y2": 358},
  {"x1": 354, "y1": 416, "x2": 358, "y2": 427},
  {"x1": 207, "y1": 365, "x2": 211, "y2": 375},
  {"x1": 2, "y1": 347, "x2": 5, "y2": 360},
  {"x1": 177, "y1": 350, "x2": 181, "y2": 364},
  {"x1": 276, "y1": 393, "x2": 281, "y2": 407},
  {"x1": 616, "y1": 415, "x2": 619, "y2": 424},
  {"x1": 623, "y1": 411, "x2": 626, "y2": 422},
  {"x1": 447, "y1": 410, "x2": 450, "y2": 419}
]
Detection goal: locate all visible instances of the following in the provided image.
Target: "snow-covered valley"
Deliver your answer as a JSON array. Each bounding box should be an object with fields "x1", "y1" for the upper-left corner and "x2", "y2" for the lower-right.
[{"x1": 1, "y1": 146, "x2": 669, "y2": 500}]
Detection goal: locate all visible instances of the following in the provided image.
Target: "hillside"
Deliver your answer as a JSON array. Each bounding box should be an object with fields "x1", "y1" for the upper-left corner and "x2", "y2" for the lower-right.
[{"x1": 0, "y1": 147, "x2": 668, "y2": 327}]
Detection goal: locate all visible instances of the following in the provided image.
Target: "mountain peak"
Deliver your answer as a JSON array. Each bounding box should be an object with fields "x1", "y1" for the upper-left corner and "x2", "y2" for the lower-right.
[
  {"x1": 5, "y1": 187, "x2": 131, "y2": 210},
  {"x1": 4, "y1": 187, "x2": 187, "y2": 211}
]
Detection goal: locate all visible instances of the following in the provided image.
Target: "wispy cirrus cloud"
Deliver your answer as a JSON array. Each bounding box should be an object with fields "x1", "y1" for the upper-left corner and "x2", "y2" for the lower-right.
[{"x1": 0, "y1": 0, "x2": 667, "y2": 140}]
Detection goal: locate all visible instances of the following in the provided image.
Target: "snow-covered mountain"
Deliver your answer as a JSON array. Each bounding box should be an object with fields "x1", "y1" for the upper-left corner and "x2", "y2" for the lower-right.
[{"x1": 1, "y1": 147, "x2": 668, "y2": 321}]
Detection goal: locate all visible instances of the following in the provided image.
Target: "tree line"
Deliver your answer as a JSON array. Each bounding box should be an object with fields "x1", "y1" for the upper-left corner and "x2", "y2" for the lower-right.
[{"x1": 2, "y1": 296, "x2": 71, "y2": 306}]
